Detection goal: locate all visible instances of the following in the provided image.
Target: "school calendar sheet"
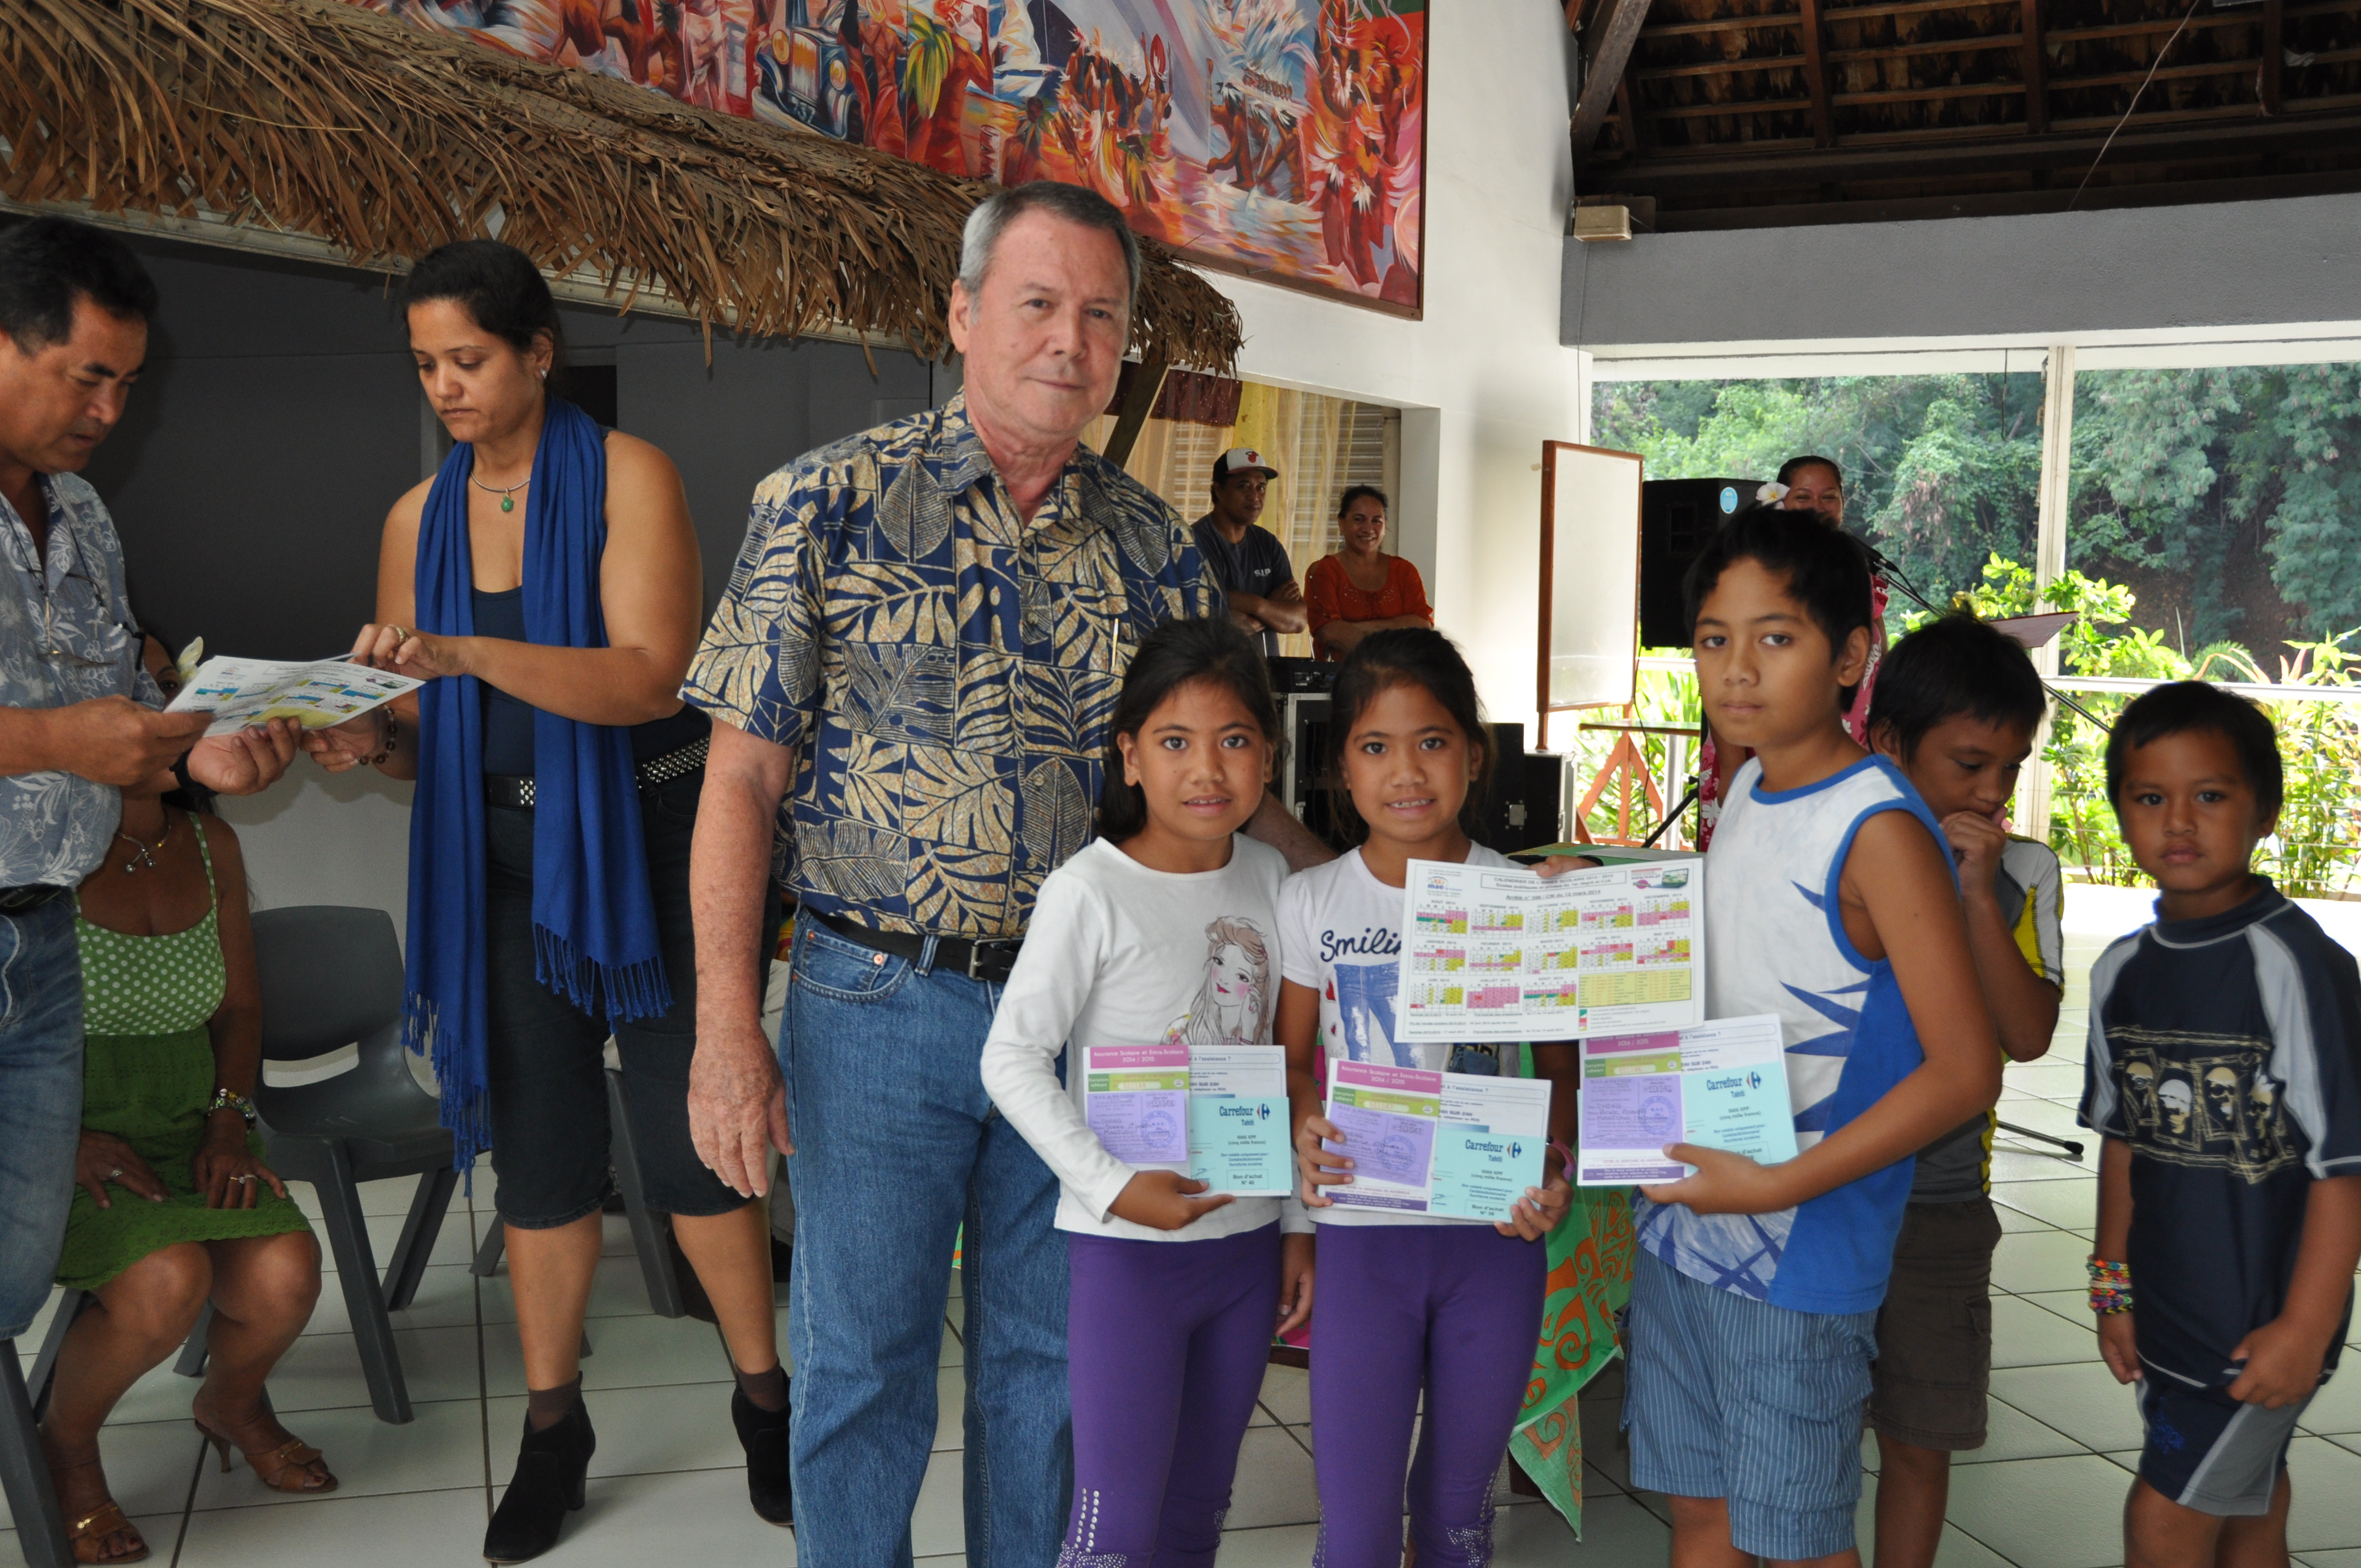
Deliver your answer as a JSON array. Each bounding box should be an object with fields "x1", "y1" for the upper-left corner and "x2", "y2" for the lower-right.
[{"x1": 1395, "y1": 857, "x2": 1705, "y2": 1043}]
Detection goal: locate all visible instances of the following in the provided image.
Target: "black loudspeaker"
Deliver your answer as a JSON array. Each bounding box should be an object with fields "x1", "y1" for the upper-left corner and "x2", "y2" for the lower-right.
[
  {"x1": 1640, "y1": 477, "x2": 1756, "y2": 649},
  {"x1": 1479, "y1": 725, "x2": 1562, "y2": 854}
]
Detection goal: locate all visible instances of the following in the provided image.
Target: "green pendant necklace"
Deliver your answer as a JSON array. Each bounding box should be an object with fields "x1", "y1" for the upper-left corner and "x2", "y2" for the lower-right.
[{"x1": 471, "y1": 472, "x2": 530, "y2": 513}]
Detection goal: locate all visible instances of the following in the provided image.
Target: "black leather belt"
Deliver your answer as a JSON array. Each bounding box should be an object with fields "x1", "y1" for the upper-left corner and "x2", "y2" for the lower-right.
[
  {"x1": 0, "y1": 884, "x2": 66, "y2": 914},
  {"x1": 487, "y1": 736, "x2": 708, "y2": 810},
  {"x1": 810, "y1": 908, "x2": 1024, "y2": 984}
]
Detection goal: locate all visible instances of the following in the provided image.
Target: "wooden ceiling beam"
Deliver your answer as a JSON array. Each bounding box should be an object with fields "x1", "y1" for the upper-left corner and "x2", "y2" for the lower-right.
[
  {"x1": 1636, "y1": 0, "x2": 2352, "y2": 39},
  {"x1": 1635, "y1": 34, "x2": 2027, "y2": 77},
  {"x1": 2021, "y1": 0, "x2": 2050, "y2": 131},
  {"x1": 1642, "y1": 13, "x2": 1800, "y2": 37},
  {"x1": 1832, "y1": 79, "x2": 2026, "y2": 105},
  {"x1": 2262, "y1": 0, "x2": 2286, "y2": 115},
  {"x1": 1614, "y1": 74, "x2": 1657, "y2": 150},
  {"x1": 1571, "y1": 0, "x2": 1655, "y2": 167},
  {"x1": 1591, "y1": 108, "x2": 2361, "y2": 182},
  {"x1": 1797, "y1": 0, "x2": 1835, "y2": 142},
  {"x1": 1647, "y1": 96, "x2": 1815, "y2": 118},
  {"x1": 1623, "y1": 48, "x2": 2324, "y2": 118},
  {"x1": 1635, "y1": 53, "x2": 1807, "y2": 80},
  {"x1": 1642, "y1": 165, "x2": 2361, "y2": 227},
  {"x1": 1829, "y1": 34, "x2": 2021, "y2": 59}
]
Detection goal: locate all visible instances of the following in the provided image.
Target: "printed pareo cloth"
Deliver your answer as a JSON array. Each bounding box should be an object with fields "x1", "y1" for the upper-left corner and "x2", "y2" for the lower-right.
[
  {"x1": 1509, "y1": 1184, "x2": 1636, "y2": 1537},
  {"x1": 684, "y1": 393, "x2": 1221, "y2": 937}
]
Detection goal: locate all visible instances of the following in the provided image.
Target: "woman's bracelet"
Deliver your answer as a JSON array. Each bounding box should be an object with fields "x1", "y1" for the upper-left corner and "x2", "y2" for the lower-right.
[
  {"x1": 363, "y1": 707, "x2": 398, "y2": 768},
  {"x1": 208, "y1": 1087, "x2": 258, "y2": 1128},
  {"x1": 2088, "y1": 1255, "x2": 2133, "y2": 1315}
]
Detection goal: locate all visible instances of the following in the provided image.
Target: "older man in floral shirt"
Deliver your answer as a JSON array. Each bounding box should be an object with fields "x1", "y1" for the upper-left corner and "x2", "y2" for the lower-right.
[{"x1": 682, "y1": 181, "x2": 1324, "y2": 1566}]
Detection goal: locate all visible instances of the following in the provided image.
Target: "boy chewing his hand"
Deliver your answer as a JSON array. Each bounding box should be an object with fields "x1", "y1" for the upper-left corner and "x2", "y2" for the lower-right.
[
  {"x1": 1626, "y1": 509, "x2": 2001, "y2": 1568},
  {"x1": 2080, "y1": 683, "x2": 2361, "y2": 1568},
  {"x1": 1862, "y1": 615, "x2": 2065, "y2": 1568}
]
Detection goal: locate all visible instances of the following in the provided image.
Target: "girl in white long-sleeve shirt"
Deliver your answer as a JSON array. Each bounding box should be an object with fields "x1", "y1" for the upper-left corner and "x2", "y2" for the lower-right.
[{"x1": 980, "y1": 618, "x2": 1313, "y2": 1568}]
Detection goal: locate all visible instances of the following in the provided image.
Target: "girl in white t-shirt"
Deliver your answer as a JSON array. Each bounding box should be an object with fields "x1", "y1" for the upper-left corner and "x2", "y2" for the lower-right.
[
  {"x1": 1276, "y1": 628, "x2": 1578, "y2": 1568},
  {"x1": 978, "y1": 617, "x2": 1312, "y2": 1568}
]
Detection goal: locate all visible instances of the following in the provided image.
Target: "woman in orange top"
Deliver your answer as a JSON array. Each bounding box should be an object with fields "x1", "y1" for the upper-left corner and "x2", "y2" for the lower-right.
[{"x1": 1304, "y1": 486, "x2": 1433, "y2": 660}]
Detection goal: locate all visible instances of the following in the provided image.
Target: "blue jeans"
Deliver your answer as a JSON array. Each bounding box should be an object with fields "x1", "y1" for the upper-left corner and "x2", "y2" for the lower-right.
[
  {"x1": 780, "y1": 921, "x2": 1071, "y2": 1568},
  {"x1": 0, "y1": 897, "x2": 85, "y2": 1340}
]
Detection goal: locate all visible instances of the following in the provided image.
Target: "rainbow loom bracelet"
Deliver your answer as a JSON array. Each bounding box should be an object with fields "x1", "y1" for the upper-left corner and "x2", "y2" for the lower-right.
[{"x1": 2087, "y1": 1255, "x2": 2133, "y2": 1315}]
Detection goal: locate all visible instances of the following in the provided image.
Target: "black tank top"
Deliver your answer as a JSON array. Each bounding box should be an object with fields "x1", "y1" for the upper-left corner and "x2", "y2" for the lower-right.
[{"x1": 471, "y1": 586, "x2": 709, "y2": 777}]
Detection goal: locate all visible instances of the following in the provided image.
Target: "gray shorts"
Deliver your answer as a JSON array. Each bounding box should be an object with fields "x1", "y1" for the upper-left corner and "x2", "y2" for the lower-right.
[{"x1": 2137, "y1": 1373, "x2": 2313, "y2": 1516}]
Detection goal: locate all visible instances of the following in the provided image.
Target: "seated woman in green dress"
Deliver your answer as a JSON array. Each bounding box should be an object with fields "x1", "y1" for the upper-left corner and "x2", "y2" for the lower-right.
[{"x1": 37, "y1": 770, "x2": 330, "y2": 1564}]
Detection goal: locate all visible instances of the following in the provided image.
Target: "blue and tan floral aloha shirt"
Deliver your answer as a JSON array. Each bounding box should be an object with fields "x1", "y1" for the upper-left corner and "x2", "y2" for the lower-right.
[
  {"x1": 0, "y1": 472, "x2": 158, "y2": 886},
  {"x1": 683, "y1": 393, "x2": 1223, "y2": 938}
]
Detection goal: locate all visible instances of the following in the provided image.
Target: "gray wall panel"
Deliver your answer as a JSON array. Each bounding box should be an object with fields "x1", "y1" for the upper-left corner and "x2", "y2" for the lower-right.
[
  {"x1": 1562, "y1": 193, "x2": 2361, "y2": 349},
  {"x1": 74, "y1": 235, "x2": 938, "y2": 657}
]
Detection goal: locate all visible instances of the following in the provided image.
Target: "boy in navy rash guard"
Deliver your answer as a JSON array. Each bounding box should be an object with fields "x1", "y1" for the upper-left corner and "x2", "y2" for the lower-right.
[{"x1": 2081, "y1": 681, "x2": 2361, "y2": 1568}]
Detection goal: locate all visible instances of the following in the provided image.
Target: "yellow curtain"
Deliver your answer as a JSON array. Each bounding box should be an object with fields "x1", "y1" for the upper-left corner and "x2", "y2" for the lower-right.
[{"x1": 1081, "y1": 384, "x2": 1394, "y2": 661}]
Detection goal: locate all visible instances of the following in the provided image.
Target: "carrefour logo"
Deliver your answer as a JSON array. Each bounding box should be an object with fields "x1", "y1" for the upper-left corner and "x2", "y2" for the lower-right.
[{"x1": 1509, "y1": 1140, "x2": 1525, "y2": 1161}]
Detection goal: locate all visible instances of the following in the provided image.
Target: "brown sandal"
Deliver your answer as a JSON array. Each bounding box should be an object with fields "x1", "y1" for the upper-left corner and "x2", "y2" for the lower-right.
[
  {"x1": 65, "y1": 1500, "x2": 150, "y2": 1566},
  {"x1": 192, "y1": 1410, "x2": 339, "y2": 1494},
  {"x1": 43, "y1": 1451, "x2": 150, "y2": 1567}
]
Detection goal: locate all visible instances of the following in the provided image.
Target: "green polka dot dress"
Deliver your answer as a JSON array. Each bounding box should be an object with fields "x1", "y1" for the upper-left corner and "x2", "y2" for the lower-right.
[{"x1": 54, "y1": 818, "x2": 310, "y2": 1293}]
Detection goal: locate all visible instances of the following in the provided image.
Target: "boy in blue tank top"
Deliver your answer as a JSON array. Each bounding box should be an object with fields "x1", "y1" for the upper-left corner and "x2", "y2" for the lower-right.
[{"x1": 1625, "y1": 507, "x2": 2003, "y2": 1568}]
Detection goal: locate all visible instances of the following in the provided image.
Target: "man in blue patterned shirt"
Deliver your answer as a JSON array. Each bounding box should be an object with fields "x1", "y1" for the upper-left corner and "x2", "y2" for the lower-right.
[
  {"x1": 681, "y1": 181, "x2": 1326, "y2": 1565},
  {"x1": 0, "y1": 219, "x2": 298, "y2": 1352}
]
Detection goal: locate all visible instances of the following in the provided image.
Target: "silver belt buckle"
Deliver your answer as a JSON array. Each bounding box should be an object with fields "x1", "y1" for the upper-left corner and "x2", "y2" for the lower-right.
[{"x1": 965, "y1": 939, "x2": 1020, "y2": 980}]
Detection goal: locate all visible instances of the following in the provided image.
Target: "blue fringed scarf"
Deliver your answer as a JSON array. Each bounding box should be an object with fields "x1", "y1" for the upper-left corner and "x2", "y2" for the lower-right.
[{"x1": 404, "y1": 396, "x2": 672, "y2": 1172}]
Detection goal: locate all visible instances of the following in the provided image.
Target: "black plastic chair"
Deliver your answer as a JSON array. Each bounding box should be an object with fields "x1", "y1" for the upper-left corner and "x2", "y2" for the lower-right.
[
  {"x1": 0, "y1": 1335, "x2": 70, "y2": 1568},
  {"x1": 246, "y1": 906, "x2": 460, "y2": 1425}
]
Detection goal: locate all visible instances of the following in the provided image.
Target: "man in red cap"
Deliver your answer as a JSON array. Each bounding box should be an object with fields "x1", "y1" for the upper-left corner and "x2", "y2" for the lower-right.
[{"x1": 1194, "y1": 447, "x2": 1305, "y2": 655}]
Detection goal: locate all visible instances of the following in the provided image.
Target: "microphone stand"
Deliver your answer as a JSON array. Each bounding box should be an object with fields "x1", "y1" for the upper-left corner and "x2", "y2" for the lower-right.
[{"x1": 1853, "y1": 538, "x2": 2113, "y2": 736}]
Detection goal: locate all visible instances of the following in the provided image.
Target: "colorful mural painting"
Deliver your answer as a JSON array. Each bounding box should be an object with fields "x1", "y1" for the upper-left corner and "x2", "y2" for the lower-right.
[{"x1": 352, "y1": 0, "x2": 1428, "y2": 312}]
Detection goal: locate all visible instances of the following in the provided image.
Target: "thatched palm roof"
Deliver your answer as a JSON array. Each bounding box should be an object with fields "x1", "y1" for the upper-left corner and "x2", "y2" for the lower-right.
[{"x1": 0, "y1": 0, "x2": 1243, "y2": 369}]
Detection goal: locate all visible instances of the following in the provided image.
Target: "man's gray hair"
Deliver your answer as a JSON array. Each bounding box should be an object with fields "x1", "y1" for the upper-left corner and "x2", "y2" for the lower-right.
[{"x1": 957, "y1": 181, "x2": 1141, "y2": 317}]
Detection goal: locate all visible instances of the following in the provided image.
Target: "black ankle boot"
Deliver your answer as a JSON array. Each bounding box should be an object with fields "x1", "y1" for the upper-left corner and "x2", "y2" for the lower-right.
[
  {"x1": 731, "y1": 1384, "x2": 792, "y2": 1526},
  {"x1": 483, "y1": 1403, "x2": 596, "y2": 1564}
]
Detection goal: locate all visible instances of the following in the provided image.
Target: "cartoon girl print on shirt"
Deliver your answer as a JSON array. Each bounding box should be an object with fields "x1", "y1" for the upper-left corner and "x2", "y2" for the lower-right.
[{"x1": 1166, "y1": 917, "x2": 1272, "y2": 1045}]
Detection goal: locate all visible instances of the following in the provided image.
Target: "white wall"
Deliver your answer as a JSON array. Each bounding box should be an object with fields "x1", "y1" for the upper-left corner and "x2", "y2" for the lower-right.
[
  {"x1": 215, "y1": 769, "x2": 415, "y2": 943},
  {"x1": 1206, "y1": 0, "x2": 1584, "y2": 743}
]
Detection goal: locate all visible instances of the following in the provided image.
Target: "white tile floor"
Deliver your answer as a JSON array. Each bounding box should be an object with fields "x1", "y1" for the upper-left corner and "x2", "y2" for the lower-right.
[{"x1": 14, "y1": 883, "x2": 2361, "y2": 1567}]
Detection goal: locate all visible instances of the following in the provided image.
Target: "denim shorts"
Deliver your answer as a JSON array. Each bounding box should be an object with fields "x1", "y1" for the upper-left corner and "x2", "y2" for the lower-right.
[
  {"x1": 482, "y1": 771, "x2": 767, "y2": 1227},
  {"x1": 1625, "y1": 1248, "x2": 1879, "y2": 1561}
]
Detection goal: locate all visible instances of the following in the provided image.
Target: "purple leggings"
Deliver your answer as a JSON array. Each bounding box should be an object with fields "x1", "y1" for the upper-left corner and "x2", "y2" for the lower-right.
[
  {"x1": 1062, "y1": 1222, "x2": 1282, "y2": 1568},
  {"x1": 1310, "y1": 1224, "x2": 1548, "y2": 1568}
]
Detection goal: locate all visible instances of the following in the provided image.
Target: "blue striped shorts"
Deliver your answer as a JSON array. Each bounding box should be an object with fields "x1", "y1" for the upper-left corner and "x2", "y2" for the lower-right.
[{"x1": 1624, "y1": 1249, "x2": 1879, "y2": 1561}]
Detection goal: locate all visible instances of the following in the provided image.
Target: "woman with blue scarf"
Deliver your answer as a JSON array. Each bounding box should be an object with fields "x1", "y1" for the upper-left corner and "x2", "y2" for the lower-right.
[{"x1": 304, "y1": 241, "x2": 790, "y2": 1562}]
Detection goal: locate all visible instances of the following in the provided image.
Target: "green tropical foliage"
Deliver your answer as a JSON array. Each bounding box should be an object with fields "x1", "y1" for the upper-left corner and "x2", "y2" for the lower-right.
[
  {"x1": 1592, "y1": 363, "x2": 2361, "y2": 652},
  {"x1": 1561, "y1": 551, "x2": 2361, "y2": 897},
  {"x1": 1585, "y1": 367, "x2": 2361, "y2": 896},
  {"x1": 1592, "y1": 372, "x2": 2044, "y2": 606}
]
